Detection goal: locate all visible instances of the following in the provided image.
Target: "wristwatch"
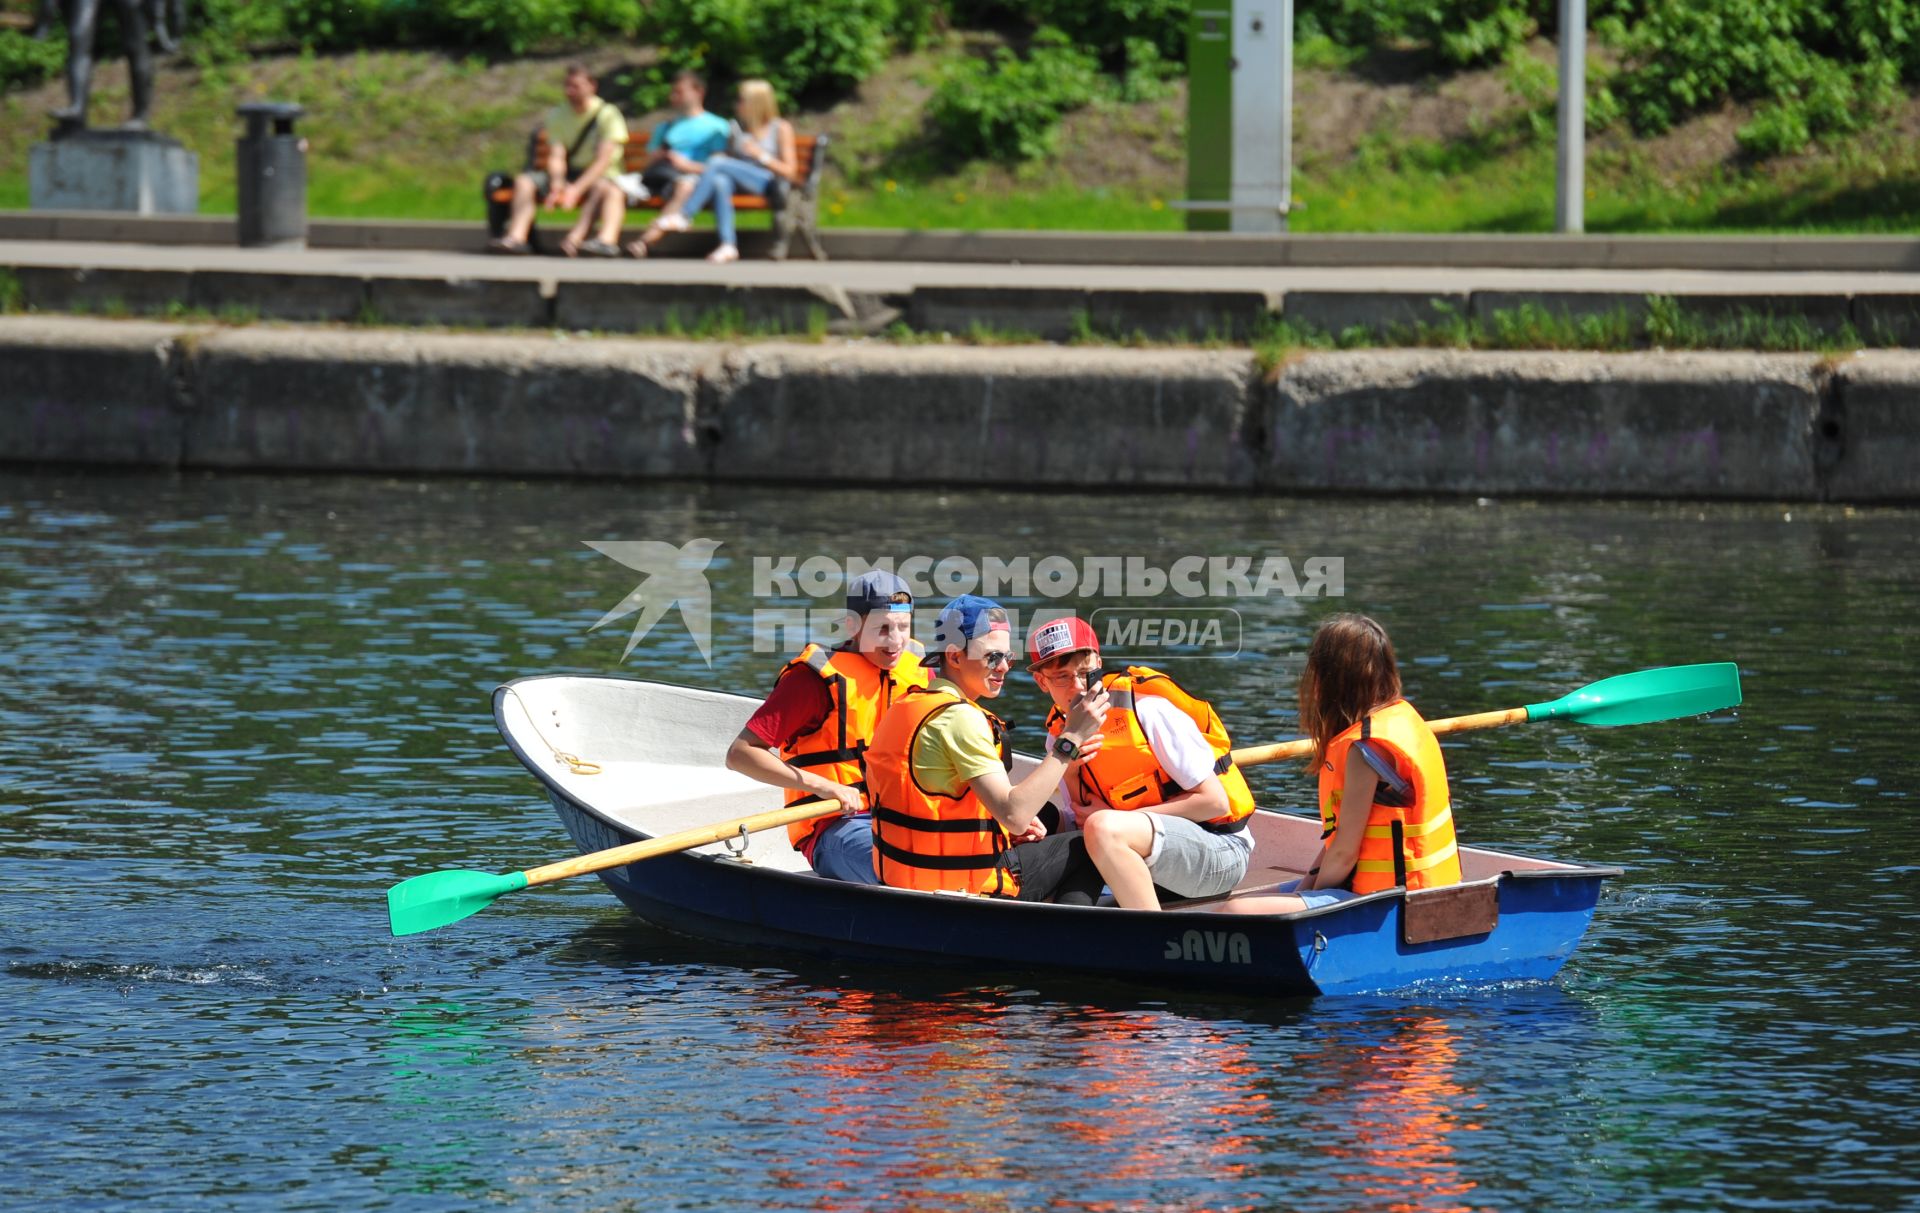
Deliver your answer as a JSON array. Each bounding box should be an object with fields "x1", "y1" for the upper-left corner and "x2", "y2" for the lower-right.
[{"x1": 1051, "y1": 735, "x2": 1081, "y2": 762}]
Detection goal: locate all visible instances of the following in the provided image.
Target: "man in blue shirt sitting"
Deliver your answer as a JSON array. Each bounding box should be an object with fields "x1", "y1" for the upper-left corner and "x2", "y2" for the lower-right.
[{"x1": 625, "y1": 70, "x2": 732, "y2": 258}]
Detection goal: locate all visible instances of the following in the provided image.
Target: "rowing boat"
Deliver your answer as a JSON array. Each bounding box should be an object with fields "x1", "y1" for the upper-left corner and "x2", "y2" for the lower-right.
[{"x1": 492, "y1": 674, "x2": 1621, "y2": 997}]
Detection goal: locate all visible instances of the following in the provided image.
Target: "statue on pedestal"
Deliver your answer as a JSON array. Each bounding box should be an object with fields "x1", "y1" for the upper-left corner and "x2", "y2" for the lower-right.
[{"x1": 29, "y1": 0, "x2": 198, "y2": 213}]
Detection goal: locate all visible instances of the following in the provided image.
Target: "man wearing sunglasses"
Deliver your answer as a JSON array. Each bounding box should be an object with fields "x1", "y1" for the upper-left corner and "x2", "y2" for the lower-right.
[
  {"x1": 866, "y1": 595, "x2": 1109, "y2": 902},
  {"x1": 1028, "y1": 615, "x2": 1256, "y2": 910}
]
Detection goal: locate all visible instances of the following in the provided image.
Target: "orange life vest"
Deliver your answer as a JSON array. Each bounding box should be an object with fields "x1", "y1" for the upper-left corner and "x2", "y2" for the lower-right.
[
  {"x1": 1318, "y1": 698, "x2": 1461, "y2": 894},
  {"x1": 1044, "y1": 666, "x2": 1256, "y2": 832},
  {"x1": 866, "y1": 685, "x2": 1020, "y2": 897},
  {"x1": 777, "y1": 642, "x2": 928, "y2": 849}
]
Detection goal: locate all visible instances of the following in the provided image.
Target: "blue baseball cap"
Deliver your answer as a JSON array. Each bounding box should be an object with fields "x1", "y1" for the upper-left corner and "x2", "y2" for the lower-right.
[
  {"x1": 846, "y1": 569, "x2": 913, "y2": 615},
  {"x1": 932, "y1": 594, "x2": 1009, "y2": 651}
]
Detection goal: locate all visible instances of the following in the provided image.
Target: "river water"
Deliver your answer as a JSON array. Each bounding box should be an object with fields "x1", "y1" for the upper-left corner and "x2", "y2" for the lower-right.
[{"x1": 3, "y1": 470, "x2": 1916, "y2": 1212}]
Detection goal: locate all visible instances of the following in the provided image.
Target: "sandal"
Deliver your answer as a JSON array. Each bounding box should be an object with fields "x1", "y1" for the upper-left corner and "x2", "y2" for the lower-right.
[
  {"x1": 486, "y1": 237, "x2": 531, "y2": 255},
  {"x1": 579, "y1": 239, "x2": 620, "y2": 258},
  {"x1": 625, "y1": 215, "x2": 679, "y2": 258},
  {"x1": 705, "y1": 244, "x2": 740, "y2": 264},
  {"x1": 557, "y1": 234, "x2": 583, "y2": 258}
]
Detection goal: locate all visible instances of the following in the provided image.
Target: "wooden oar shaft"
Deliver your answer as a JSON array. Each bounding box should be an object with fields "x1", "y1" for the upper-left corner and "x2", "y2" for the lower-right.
[
  {"x1": 1230, "y1": 706, "x2": 1530, "y2": 768},
  {"x1": 521, "y1": 799, "x2": 837, "y2": 888}
]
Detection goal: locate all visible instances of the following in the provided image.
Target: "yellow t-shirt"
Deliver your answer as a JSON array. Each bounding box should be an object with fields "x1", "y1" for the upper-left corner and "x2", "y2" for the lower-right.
[
  {"x1": 544, "y1": 99, "x2": 628, "y2": 180},
  {"x1": 911, "y1": 678, "x2": 1006, "y2": 799}
]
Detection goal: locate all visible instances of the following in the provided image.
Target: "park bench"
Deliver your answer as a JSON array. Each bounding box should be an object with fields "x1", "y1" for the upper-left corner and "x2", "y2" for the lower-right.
[{"x1": 491, "y1": 125, "x2": 829, "y2": 261}]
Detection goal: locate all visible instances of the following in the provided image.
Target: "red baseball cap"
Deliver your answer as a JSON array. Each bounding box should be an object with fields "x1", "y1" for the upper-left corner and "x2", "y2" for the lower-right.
[{"x1": 1026, "y1": 615, "x2": 1100, "y2": 669}]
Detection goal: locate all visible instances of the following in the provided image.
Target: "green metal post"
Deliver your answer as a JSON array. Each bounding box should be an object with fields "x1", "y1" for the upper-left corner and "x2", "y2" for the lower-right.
[{"x1": 1187, "y1": 6, "x2": 1232, "y2": 232}]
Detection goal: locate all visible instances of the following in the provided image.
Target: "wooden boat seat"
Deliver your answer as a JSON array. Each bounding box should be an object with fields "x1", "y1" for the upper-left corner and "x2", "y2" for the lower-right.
[{"x1": 546, "y1": 758, "x2": 812, "y2": 872}]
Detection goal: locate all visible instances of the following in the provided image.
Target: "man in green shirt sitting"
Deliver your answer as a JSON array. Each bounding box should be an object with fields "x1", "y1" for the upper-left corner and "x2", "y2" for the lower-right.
[
  {"x1": 490, "y1": 64, "x2": 629, "y2": 256},
  {"x1": 867, "y1": 595, "x2": 1110, "y2": 902}
]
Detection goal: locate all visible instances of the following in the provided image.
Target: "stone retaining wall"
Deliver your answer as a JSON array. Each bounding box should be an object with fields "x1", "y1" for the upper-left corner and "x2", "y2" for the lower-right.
[{"x1": 3, "y1": 316, "x2": 1911, "y2": 501}]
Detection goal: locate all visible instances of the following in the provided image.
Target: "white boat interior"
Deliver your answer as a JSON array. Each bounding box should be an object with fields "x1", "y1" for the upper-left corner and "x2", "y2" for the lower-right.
[{"x1": 495, "y1": 675, "x2": 1580, "y2": 897}]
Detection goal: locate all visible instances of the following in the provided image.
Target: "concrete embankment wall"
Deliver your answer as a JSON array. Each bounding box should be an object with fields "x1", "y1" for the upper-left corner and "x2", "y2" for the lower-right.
[{"x1": 2, "y1": 316, "x2": 1912, "y2": 502}]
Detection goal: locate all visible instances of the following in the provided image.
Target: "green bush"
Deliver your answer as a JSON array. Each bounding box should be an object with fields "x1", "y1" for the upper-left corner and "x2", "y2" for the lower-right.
[
  {"x1": 1029, "y1": 0, "x2": 1191, "y2": 62},
  {"x1": 1293, "y1": 0, "x2": 1542, "y2": 66},
  {"x1": 927, "y1": 27, "x2": 1102, "y2": 161},
  {"x1": 0, "y1": 28, "x2": 68, "y2": 89},
  {"x1": 397, "y1": 0, "x2": 579, "y2": 54},
  {"x1": 1424, "y1": 0, "x2": 1538, "y2": 68},
  {"x1": 181, "y1": 0, "x2": 294, "y2": 64},
  {"x1": 280, "y1": 0, "x2": 395, "y2": 51},
  {"x1": 220, "y1": 0, "x2": 641, "y2": 56},
  {"x1": 1608, "y1": 0, "x2": 1908, "y2": 151},
  {"x1": 639, "y1": 0, "x2": 898, "y2": 104},
  {"x1": 945, "y1": 0, "x2": 1188, "y2": 64},
  {"x1": 1119, "y1": 35, "x2": 1179, "y2": 102}
]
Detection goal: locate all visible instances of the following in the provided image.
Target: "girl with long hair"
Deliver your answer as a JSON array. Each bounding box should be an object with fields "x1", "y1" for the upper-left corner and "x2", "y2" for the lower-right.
[
  {"x1": 1223, "y1": 613, "x2": 1462, "y2": 914},
  {"x1": 630, "y1": 78, "x2": 798, "y2": 263}
]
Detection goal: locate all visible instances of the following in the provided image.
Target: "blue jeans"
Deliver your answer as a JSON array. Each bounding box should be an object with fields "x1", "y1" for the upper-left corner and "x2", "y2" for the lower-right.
[
  {"x1": 1274, "y1": 877, "x2": 1357, "y2": 910},
  {"x1": 682, "y1": 154, "x2": 777, "y2": 249},
  {"x1": 809, "y1": 813, "x2": 880, "y2": 884}
]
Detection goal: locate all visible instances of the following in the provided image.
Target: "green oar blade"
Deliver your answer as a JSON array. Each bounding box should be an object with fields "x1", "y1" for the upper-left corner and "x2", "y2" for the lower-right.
[
  {"x1": 1525, "y1": 662, "x2": 1742, "y2": 728},
  {"x1": 387, "y1": 869, "x2": 529, "y2": 936}
]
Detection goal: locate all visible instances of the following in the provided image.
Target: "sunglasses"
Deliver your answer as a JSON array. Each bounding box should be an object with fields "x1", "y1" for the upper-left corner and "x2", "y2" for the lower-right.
[
  {"x1": 976, "y1": 650, "x2": 1014, "y2": 670},
  {"x1": 1036, "y1": 662, "x2": 1101, "y2": 686}
]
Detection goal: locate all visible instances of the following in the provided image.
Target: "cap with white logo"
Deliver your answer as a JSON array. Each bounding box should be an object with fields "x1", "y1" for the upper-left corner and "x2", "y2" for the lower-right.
[{"x1": 1026, "y1": 615, "x2": 1100, "y2": 669}]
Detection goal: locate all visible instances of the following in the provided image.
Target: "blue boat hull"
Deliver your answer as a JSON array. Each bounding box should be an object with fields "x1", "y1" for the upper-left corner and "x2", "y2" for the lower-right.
[{"x1": 546, "y1": 788, "x2": 1612, "y2": 998}]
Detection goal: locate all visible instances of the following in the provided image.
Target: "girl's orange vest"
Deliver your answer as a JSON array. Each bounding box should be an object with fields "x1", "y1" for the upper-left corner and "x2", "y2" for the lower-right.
[
  {"x1": 1318, "y1": 699, "x2": 1462, "y2": 894},
  {"x1": 1044, "y1": 666, "x2": 1256, "y2": 831},
  {"x1": 776, "y1": 642, "x2": 928, "y2": 849},
  {"x1": 866, "y1": 686, "x2": 1020, "y2": 897}
]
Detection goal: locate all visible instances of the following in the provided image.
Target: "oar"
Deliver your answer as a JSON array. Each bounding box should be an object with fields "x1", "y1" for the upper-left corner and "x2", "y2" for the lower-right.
[
  {"x1": 387, "y1": 798, "x2": 839, "y2": 937},
  {"x1": 1230, "y1": 661, "x2": 1742, "y2": 768}
]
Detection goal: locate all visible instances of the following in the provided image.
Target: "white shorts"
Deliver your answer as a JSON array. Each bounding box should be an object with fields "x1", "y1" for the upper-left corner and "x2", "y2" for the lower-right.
[{"x1": 1145, "y1": 814, "x2": 1253, "y2": 899}]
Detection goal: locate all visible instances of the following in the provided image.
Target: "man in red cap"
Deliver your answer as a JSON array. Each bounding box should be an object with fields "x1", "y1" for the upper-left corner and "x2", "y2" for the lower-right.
[
  {"x1": 864, "y1": 595, "x2": 1108, "y2": 902},
  {"x1": 1027, "y1": 615, "x2": 1258, "y2": 910}
]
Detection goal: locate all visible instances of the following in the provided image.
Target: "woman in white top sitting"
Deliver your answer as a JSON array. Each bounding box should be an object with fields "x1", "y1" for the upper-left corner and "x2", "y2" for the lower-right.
[{"x1": 629, "y1": 78, "x2": 798, "y2": 263}]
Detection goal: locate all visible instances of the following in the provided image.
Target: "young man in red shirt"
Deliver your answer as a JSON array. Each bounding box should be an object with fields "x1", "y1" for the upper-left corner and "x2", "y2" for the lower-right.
[{"x1": 724, "y1": 571, "x2": 927, "y2": 882}]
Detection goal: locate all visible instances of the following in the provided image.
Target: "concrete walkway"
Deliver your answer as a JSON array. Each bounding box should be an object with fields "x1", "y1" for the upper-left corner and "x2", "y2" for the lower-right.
[{"x1": 9, "y1": 237, "x2": 1920, "y2": 295}]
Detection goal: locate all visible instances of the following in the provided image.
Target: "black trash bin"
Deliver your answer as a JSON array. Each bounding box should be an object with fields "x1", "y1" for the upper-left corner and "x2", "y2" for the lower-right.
[{"x1": 237, "y1": 102, "x2": 308, "y2": 249}]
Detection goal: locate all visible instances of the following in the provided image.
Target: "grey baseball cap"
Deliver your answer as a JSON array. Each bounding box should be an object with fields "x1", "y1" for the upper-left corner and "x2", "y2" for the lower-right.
[{"x1": 846, "y1": 569, "x2": 913, "y2": 614}]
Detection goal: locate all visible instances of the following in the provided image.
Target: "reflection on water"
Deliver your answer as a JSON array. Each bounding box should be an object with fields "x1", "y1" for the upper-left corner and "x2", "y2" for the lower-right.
[
  {"x1": 380, "y1": 1001, "x2": 527, "y2": 1199},
  {"x1": 3, "y1": 470, "x2": 1918, "y2": 1211},
  {"x1": 1311, "y1": 1015, "x2": 1479, "y2": 1213}
]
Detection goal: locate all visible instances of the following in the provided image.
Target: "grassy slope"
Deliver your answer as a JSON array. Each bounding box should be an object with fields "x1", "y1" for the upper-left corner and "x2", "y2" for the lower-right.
[{"x1": 3, "y1": 35, "x2": 1918, "y2": 232}]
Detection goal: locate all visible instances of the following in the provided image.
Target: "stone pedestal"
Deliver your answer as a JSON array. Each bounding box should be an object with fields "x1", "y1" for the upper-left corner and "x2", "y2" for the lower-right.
[{"x1": 29, "y1": 130, "x2": 199, "y2": 214}]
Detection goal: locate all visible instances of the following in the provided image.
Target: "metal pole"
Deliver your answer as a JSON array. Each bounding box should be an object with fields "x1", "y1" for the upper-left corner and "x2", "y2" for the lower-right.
[
  {"x1": 1556, "y1": 0, "x2": 1585, "y2": 233},
  {"x1": 1278, "y1": 0, "x2": 1292, "y2": 232}
]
